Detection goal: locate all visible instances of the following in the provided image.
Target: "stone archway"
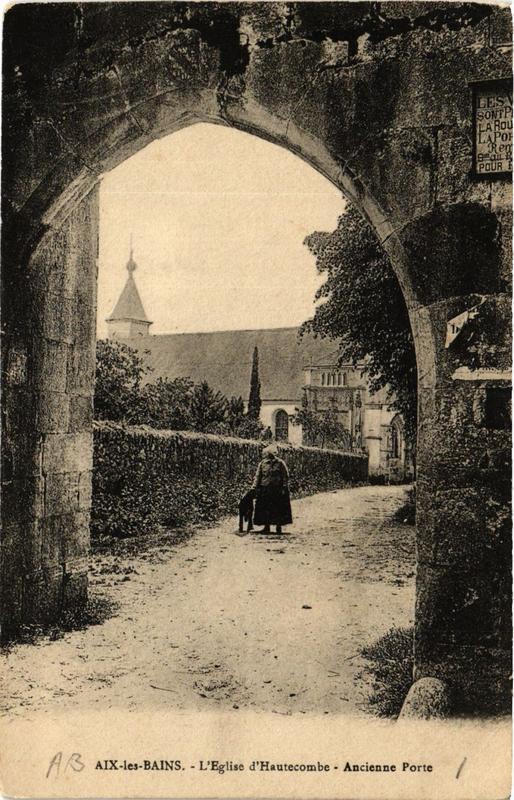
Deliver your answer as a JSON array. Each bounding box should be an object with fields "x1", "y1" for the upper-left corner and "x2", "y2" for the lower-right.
[{"x1": 2, "y1": 2, "x2": 511, "y2": 712}]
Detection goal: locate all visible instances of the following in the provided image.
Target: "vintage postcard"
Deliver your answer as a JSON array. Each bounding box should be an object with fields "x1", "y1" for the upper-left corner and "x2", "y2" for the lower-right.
[{"x1": 1, "y1": 1, "x2": 512, "y2": 798}]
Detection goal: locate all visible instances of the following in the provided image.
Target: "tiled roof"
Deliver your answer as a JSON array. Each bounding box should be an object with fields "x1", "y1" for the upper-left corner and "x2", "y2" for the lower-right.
[{"x1": 120, "y1": 327, "x2": 341, "y2": 401}]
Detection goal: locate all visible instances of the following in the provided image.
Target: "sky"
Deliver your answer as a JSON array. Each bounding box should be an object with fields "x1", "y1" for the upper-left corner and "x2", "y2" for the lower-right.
[{"x1": 97, "y1": 123, "x2": 346, "y2": 338}]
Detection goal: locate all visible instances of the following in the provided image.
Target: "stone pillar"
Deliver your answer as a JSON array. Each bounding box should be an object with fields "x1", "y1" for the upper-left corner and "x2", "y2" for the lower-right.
[
  {"x1": 1, "y1": 187, "x2": 99, "y2": 634},
  {"x1": 411, "y1": 220, "x2": 512, "y2": 712}
]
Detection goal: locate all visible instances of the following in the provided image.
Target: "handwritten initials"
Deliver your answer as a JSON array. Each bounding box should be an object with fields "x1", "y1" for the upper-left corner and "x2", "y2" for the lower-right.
[{"x1": 46, "y1": 752, "x2": 85, "y2": 778}]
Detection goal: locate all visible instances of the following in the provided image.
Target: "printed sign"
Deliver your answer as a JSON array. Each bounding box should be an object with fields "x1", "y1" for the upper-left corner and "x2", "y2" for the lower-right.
[{"x1": 472, "y1": 79, "x2": 512, "y2": 178}]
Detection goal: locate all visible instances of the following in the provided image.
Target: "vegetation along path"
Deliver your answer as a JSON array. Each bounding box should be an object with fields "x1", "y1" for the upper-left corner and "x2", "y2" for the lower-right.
[{"x1": 2, "y1": 485, "x2": 415, "y2": 718}]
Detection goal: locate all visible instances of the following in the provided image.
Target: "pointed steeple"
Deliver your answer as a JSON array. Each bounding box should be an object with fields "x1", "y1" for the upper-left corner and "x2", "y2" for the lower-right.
[
  {"x1": 126, "y1": 233, "x2": 137, "y2": 274},
  {"x1": 106, "y1": 241, "x2": 153, "y2": 339}
]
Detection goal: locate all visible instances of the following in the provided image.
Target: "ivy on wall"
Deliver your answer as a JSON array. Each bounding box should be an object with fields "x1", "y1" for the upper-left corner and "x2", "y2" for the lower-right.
[{"x1": 92, "y1": 421, "x2": 368, "y2": 538}]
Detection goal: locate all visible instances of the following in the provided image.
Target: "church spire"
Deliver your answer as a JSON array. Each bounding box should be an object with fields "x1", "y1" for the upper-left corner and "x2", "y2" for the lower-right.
[
  {"x1": 106, "y1": 240, "x2": 153, "y2": 339},
  {"x1": 127, "y1": 233, "x2": 136, "y2": 273}
]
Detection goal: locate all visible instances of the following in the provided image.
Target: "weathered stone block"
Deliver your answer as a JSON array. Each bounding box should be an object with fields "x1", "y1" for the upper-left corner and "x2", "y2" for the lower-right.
[
  {"x1": 62, "y1": 569, "x2": 88, "y2": 610},
  {"x1": 68, "y1": 395, "x2": 93, "y2": 433},
  {"x1": 30, "y1": 339, "x2": 69, "y2": 393},
  {"x1": 21, "y1": 518, "x2": 44, "y2": 574},
  {"x1": 33, "y1": 293, "x2": 75, "y2": 344},
  {"x1": 0, "y1": 522, "x2": 40, "y2": 579},
  {"x1": 73, "y1": 296, "x2": 96, "y2": 344},
  {"x1": 63, "y1": 513, "x2": 90, "y2": 561},
  {"x1": 488, "y1": 5, "x2": 512, "y2": 47},
  {"x1": 40, "y1": 514, "x2": 68, "y2": 568},
  {"x1": 364, "y1": 127, "x2": 434, "y2": 222},
  {"x1": 66, "y1": 347, "x2": 95, "y2": 397},
  {"x1": 0, "y1": 523, "x2": 21, "y2": 556},
  {"x1": 399, "y1": 677, "x2": 450, "y2": 720},
  {"x1": 33, "y1": 225, "x2": 70, "y2": 298},
  {"x1": 418, "y1": 487, "x2": 505, "y2": 565},
  {"x1": 3, "y1": 387, "x2": 36, "y2": 436},
  {"x1": 436, "y1": 129, "x2": 491, "y2": 207},
  {"x1": 40, "y1": 511, "x2": 90, "y2": 567},
  {"x1": 2, "y1": 429, "x2": 42, "y2": 479},
  {"x1": 42, "y1": 432, "x2": 92, "y2": 475},
  {"x1": 413, "y1": 646, "x2": 511, "y2": 715},
  {"x1": 44, "y1": 471, "x2": 80, "y2": 516},
  {"x1": 2, "y1": 476, "x2": 44, "y2": 521},
  {"x1": 403, "y1": 206, "x2": 503, "y2": 308},
  {"x1": 416, "y1": 562, "x2": 511, "y2": 652},
  {"x1": 4, "y1": 344, "x2": 28, "y2": 386},
  {"x1": 22, "y1": 566, "x2": 64, "y2": 624},
  {"x1": 36, "y1": 391, "x2": 70, "y2": 433},
  {"x1": 78, "y1": 471, "x2": 92, "y2": 510},
  {"x1": 0, "y1": 571, "x2": 23, "y2": 632}
]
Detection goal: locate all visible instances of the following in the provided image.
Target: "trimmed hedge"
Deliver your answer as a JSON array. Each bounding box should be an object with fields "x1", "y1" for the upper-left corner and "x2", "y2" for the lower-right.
[{"x1": 92, "y1": 421, "x2": 368, "y2": 537}]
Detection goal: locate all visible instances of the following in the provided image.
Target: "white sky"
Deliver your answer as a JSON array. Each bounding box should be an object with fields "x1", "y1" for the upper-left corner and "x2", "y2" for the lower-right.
[{"x1": 97, "y1": 123, "x2": 345, "y2": 338}]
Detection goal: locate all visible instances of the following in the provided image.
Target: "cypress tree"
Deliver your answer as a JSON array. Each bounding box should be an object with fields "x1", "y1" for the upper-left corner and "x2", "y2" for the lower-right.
[{"x1": 247, "y1": 346, "x2": 261, "y2": 420}]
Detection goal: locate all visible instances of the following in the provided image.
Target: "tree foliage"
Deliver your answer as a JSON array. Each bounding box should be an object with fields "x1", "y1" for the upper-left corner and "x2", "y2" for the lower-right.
[
  {"x1": 95, "y1": 340, "x2": 268, "y2": 439},
  {"x1": 247, "y1": 346, "x2": 262, "y2": 420},
  {"x1": 94, "y1": 340, "x2": 152, "y2": 423},
  {"x1": 226, "y1": 395, "x2": 267, "y2": 439},
  {"x1": 302, "y1": 205, "x2": 417, "y2": 438},
  {"x1": 293, "y1": 393, "x2": 351, "y2": 450},
  {"x1": 190, "y1": 381, "x2": 228, "y2": 432},
  {"x1": 227, "y1": 395, "x2": 245, "y2": 430},
  {"x1": 139, "y1": 377, "x2": 194, "y2": 431}
]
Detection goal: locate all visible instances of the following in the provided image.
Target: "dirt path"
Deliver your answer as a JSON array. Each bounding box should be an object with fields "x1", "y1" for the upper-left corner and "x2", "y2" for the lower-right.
[{"x1": 2, "y1": 485, "x2": 415, "y2": 719}]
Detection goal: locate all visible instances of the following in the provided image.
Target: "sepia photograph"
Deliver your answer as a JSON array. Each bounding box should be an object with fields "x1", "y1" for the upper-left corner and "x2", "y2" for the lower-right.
[{"x1": 0, "y1": 1, "x2": 512, "y2": 798}]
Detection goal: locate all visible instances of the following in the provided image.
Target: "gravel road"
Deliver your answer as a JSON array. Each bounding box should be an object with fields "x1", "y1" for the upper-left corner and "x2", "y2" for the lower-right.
[{"x1": 2, "y1": 485, "x2": 415, "y2": 718}]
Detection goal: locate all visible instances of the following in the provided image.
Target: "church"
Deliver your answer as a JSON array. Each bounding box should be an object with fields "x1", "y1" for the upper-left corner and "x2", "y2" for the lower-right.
[{"x1": 104, "y1": 250, "x2": 412, "y2": 481}]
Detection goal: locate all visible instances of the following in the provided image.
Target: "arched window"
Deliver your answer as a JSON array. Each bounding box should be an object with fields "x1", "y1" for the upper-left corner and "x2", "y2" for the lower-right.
[
  {"x1": 337, "y1": 372, "x2": 341, "y2": 386},
  {"x1": 342, "y1": 372, "x2": 347, "y2": 386},
  {"x1": 275, "y1": 409, "x2": 289, "y2": 441},
  {"x1": 321, "y1": 372, "x2": 325, "y2": 386},
  {"x1": 391, "y1": 425, "x2": 399, "y2": 459}
]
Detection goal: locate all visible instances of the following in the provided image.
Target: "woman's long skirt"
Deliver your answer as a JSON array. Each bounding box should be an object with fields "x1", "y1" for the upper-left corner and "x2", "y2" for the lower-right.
[{"x1": 254, "y1": 486, "x2": 293, "y2": 526}]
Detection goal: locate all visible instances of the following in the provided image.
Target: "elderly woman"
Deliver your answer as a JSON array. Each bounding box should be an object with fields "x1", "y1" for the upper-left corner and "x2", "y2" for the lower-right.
[{"x1": 252, "y1": 444, "x2": 293, "y2": 534}]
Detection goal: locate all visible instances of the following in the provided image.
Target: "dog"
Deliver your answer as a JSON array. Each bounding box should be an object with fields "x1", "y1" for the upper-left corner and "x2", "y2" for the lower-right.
[{"x1": 238, "y1": 489, "x2": 255, "y2": 533}]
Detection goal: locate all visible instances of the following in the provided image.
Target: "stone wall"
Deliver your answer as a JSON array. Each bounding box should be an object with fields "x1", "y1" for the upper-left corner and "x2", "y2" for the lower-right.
[
  {"x1": 92, "y1": 421, "x2": 368, "y2": 538},
  {"x1": 2, "y1": 189, "x2": 99, "y2": 633}
]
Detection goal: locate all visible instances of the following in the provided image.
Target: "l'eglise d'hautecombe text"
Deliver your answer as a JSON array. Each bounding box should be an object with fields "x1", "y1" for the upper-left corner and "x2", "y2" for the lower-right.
[{"x1": 196, "y1": 760, "x2": 433, "y2": 774}]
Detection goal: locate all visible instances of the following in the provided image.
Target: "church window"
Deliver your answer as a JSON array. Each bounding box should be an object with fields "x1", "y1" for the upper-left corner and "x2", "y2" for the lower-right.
[
  {"x1": 391, "y1": 424, "x2": 400, "y2": 459},
  {"x1": 275, "y1": 409, "x2": 289, "y2": 441}
]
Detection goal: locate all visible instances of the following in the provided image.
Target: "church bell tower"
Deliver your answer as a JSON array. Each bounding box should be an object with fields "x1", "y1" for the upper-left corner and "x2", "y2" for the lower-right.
[{"x1": 106, "y1": 243, "x2": 153, "y2": 339}]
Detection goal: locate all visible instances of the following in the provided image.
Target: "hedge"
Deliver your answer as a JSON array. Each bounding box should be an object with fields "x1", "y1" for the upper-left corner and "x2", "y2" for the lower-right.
[{"x1": 92, "y1": 421, "x2": 368, "y2": 537}]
